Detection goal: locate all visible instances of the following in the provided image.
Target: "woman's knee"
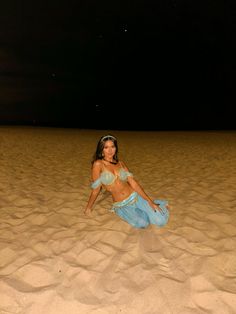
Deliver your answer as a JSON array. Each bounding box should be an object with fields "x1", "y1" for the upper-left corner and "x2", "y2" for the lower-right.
[
  {"x1": 151, "y1": 212, "x2": 169, "y2": 227},
  {"x1": 157, "y1": 215, "x2": 169, "y2": 226},
  {"x1": 138, "y1": 220, "x2": 149, "y2": 228}
]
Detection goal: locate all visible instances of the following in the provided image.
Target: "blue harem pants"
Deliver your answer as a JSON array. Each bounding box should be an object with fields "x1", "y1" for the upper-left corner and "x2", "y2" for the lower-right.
[{"x1": 111, "y1": 192, "x2": 169, "y2": 228}]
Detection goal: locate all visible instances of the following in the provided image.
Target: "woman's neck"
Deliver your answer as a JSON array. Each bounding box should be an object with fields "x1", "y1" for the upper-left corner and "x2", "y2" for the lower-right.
[{"x1": 103, "y1": 158, "x2": 117, "y2": 165}]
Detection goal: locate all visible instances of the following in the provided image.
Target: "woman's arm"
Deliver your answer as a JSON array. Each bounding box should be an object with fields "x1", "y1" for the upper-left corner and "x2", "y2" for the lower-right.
[
  {"x1": 128, "y1": 177, "x2": 158, "y2": 209},
  {"x1": 84, "y1": 187, "x2": 101, "y2": 215},
  {"x1": 121, "y1": 160, "x2": 159, "y2": 211},
  {"x1": 84, "y1": 161, "x2": 102, "y2": 215}
]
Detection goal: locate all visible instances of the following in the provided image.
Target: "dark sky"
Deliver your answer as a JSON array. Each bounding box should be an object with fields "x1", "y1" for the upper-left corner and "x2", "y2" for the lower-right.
[{"x1": 0, "y1": 0, "x2": 235, "y2": 130}]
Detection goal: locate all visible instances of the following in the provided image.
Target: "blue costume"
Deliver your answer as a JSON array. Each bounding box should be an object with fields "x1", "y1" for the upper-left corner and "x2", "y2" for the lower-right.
[
  {"x1": 91, "y1": 164, "x2": 169, "y2": 229},
  {"x1": 91, "y1": 168, "x2": 133, "y2": 188}
]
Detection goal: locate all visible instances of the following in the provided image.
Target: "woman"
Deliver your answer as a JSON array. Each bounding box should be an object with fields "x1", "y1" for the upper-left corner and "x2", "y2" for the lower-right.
[{"x1": 84, "y1": 134, "x2": 169, "y2": 228}]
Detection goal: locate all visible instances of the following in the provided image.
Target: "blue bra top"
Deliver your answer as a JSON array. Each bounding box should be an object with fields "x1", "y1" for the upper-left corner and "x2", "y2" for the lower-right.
[{"x1": 91, "y1": 167, "x2": 133, "y2": 189}]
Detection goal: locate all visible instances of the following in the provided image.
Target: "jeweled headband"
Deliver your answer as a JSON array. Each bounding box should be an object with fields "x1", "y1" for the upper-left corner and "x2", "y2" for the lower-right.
[{"x1": 101, "y1": 135, "x2": 116, "y2": 141}]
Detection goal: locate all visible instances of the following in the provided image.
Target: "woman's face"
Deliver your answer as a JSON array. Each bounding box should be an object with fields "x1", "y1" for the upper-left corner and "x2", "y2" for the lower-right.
[{"x1": 103, "y1": 140, "x2": 116, "y2": 159}]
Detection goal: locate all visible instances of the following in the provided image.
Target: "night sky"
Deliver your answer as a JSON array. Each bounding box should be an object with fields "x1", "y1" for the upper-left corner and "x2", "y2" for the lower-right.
[{"x1": 0, "y1": 1, "x2": 235, "y2": 130}]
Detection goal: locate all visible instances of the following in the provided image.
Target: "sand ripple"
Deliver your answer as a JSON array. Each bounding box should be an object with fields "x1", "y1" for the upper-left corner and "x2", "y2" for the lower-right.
[{"x1": 0, "y1": 127, "x2": 236, "y2": 313}]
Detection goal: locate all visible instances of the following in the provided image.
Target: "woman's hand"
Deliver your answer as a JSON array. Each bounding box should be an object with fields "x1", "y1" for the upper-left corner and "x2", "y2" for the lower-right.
[
  {"x1": 84, "y1": 208, "x2": 92, "y2": 216},
  {"x1": 148, "y1": 200, "x2": 161, "y2": 212}
]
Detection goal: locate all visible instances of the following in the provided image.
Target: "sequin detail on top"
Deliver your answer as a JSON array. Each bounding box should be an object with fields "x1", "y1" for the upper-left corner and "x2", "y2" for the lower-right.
[{"x1": 91, "y1": 168, "x2": 133, "y2": 189}]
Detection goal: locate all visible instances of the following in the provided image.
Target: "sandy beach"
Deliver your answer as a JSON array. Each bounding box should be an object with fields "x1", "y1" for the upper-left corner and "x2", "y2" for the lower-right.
[{"x1": 0, "y1": 126, "x2": 236, "y2": 314}]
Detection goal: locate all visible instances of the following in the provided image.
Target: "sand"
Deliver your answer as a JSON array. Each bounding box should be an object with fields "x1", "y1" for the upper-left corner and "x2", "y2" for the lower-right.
[{"x1": 0, "y1": 126, "x2": 236, "y2": 314}]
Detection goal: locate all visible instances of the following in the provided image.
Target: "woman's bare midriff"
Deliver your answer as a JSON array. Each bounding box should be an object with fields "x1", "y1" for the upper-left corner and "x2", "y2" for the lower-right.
[{"x1": 103, "y1": 181, "x2": 134, "y2": 202}]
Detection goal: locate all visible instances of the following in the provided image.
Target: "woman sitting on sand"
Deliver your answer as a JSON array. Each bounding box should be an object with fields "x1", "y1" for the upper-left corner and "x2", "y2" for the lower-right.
[{"x1": 84, "y1": 134, "x2": 169, "y2": 228}]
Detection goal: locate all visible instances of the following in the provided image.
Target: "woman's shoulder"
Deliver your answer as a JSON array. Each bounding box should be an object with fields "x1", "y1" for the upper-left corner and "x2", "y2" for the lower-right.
[
  {"x1": 119, "y1": 160, "x2": 128, "y2": 168},
  {"x1": 92, "y1": 159, "x2": 103, "y2": 169},
  {"x1": 91, "y1": 160, "x2": 103, "y2": 179}
]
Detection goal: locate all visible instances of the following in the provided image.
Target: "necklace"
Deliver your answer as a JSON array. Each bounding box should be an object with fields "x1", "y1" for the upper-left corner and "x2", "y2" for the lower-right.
[{"x1": 103, "y1": 158, "x2": 118, "y2": 165}]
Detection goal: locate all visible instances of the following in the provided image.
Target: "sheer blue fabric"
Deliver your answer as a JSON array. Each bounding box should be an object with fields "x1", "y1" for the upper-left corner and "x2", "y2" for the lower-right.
[
  {"x1": 91, "y1": 169, "x2": 133, "y2": 189},
  {"x1": 112, "y1": 192, "x2": 169, "y2": 228}
]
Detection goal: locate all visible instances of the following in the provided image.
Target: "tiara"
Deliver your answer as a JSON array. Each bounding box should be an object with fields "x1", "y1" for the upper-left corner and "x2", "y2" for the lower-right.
[{"x1": 101, "y1": 135, "x2": 116, "y2": 141}]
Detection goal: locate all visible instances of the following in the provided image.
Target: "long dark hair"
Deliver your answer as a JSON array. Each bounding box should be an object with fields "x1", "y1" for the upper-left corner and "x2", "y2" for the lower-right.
[{"x1": 91, "y1": 134, "x2": 119, "y2": 165}]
